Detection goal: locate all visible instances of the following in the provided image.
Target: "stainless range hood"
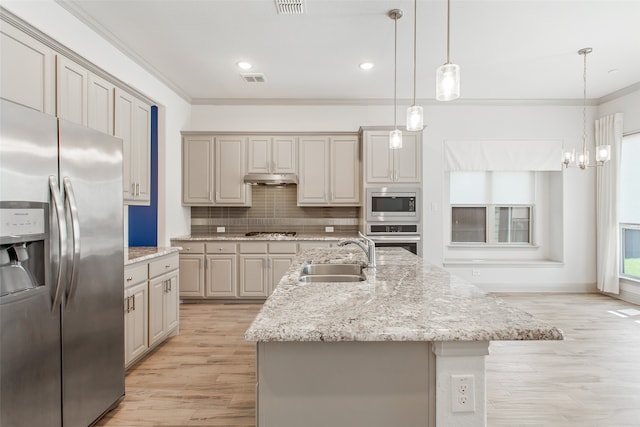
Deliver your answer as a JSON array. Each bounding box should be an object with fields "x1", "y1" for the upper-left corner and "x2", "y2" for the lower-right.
[{"x1": 243, "y1": 173, "x2": 298, "y2": 186}]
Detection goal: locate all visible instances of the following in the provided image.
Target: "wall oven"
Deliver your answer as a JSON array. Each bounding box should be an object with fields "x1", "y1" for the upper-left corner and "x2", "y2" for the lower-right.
[
  {"x1": 367, "y1": 187, "x2": 419, "y2": 222},
  {"x1": 365, "y1": 223, "x2": 421, "y2": 256}
]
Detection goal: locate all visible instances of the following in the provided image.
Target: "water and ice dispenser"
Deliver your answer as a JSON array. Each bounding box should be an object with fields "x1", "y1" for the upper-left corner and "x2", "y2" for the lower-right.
[{"x1": 0, "y1": 202, "x2": 47, "y2": 298}]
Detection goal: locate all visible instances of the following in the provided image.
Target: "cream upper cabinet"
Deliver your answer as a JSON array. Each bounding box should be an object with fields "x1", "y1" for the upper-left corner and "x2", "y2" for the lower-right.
[
  {"x1": 298, "y1": 135, "x2": 360, "y2": 206},
  {"x1": 215, "y1": 136, "x2": 252, "y2": 206},
  {"x1": 182, "y1": 134, "x2": 252, "y2": 207},
  {"x1": 330, "y1": 136, "x2": 360, "y2": 204},
  {"x1": 115, "y1": 88, "x2": 151, "y2": 205},
  {"x1": 182, "y1": 136, "x2": 215, "y2": 205},
  {"x1": 56, "y1": 55, "x2": 88, "y2": 126},
  {"x1": 57, "y1": 56, "x2": 115, "y2": 134},
  {"x1": 363, "y1": 130, "x2": 421, "y2": 184},
  {"x1": 0, "y1": 21, "x2": 55, "y2": 114},
  {"x1": 247, "y1": 136, "x2": 297, "y2": 174},
  {"x1": 87, "y1": 73, "x2": 114, "y2": 135}
]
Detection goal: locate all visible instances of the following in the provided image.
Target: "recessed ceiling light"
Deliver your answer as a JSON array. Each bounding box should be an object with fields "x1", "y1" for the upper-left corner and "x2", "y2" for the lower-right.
[
  {"x1": 237, "y1": 61, "x2": 253, "y2": 70},
  {"x1": 359, "y1": 62, "x2": 375, "y2": 70}
]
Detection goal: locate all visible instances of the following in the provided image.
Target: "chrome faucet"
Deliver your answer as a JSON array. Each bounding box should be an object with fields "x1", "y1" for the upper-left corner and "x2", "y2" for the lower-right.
[{"x1": 338, "y1": 232, "x2": 376, "y2": 268}]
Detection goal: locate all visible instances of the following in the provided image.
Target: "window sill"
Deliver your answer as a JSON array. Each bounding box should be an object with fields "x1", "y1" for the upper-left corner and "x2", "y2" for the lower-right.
[
  {"x1": 448, "y1": 244, "x2": 539, "y2": 249},
  {"x1": 620, "y1": 275, "x2": 640, "y2": 284},
  {"x1": 443, "y1": 259, "x2": 563, "y2": 268}
]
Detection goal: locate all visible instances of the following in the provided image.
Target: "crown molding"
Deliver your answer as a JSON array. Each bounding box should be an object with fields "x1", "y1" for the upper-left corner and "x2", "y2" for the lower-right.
[{"x1": 53, "y1": 0, "x2": 192, "y2": 103}]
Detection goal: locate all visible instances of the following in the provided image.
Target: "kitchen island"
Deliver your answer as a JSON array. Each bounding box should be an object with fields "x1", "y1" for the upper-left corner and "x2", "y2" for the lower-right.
[{"x1": 245, "y1": 247, "x2": 563, "y2": 427}]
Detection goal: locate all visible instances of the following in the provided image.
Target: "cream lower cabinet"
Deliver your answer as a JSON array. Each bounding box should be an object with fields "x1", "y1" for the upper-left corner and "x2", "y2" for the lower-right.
[
  {"x1": 239, "y1": 242, "x2": 297, "y2": 298},
  {"x1": 124, "y1": 263, "x2": 149, "y2": 368},
  {"x1": 206, "y1": 242, "x2": 237, "y2": 297},
  {"x1": 177, "y1": 242, "x2": 205, "y2": 297},
  {"x1": 174, "y1": 240, "x2": 296, "y2": 300},
  {"x1": 125, "y1": 252, "x2": 179, "y2": 369},
  {"x1": 148, "y1": 255, "x2": 180, "y2": 347}
]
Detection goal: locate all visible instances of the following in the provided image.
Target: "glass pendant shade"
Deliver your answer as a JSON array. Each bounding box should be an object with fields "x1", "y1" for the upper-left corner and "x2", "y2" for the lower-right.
[
  {"x1": 406, "y1": 105, "x2": 424, "y2": 131},
  {"x1": 596, "y1": 144, "x2": 611, "y2": 163},
  {"x1": 577, "y1": 150, "x2": 589, "y2": 169},
  {"x1": 389, "y1": 129, "x2": 403, "y2": 149},
  {"x1": 562, "y1": 149, "x2": 575, "y2": 168},
  {"x1": 436, "y1": 63, "x2": 460, "y2": 101}
]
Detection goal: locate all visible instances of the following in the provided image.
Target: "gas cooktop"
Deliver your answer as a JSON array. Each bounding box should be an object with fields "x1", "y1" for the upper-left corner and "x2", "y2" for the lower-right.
[{"x1": 245, "y1": 231, "x2": 297, "y2": 237}]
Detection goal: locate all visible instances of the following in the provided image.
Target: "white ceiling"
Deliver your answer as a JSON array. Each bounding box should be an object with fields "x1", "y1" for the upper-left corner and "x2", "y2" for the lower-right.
[{"x1": 57, "y1": 0, "x2": 640, "y2": 104}]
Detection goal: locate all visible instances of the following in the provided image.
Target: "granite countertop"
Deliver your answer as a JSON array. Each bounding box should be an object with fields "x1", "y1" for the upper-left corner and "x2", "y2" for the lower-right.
[
  {"x1": 171, "y1": 233, "x2": 358, "y2": 241},
  {"x1": 125, "y1": 246, "x2": 181, "y2": 265},
  {"x1": 245, "y1": 247, "x2": 564, "y2": 343}
]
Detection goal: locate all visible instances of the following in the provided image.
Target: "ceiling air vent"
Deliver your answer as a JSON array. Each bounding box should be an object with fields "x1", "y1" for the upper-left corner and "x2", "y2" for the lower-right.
[
  {"x1": 274, "y1": 0, "x2": 305, "y2": 15},
  {"x1": 240, "y1": 73, "x2": 266, "y2": 83}
]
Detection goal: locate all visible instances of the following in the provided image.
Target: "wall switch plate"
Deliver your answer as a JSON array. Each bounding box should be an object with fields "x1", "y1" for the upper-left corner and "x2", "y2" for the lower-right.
[
  {"x1": 216, "y1": 226, "x2": 225, "y2": 233},
  {"x1": 451, "y1": 374, "x2": 476, "y2": 413},
  {"x1": 325, "y1": 226, "x2": 334, "y2": 233}
]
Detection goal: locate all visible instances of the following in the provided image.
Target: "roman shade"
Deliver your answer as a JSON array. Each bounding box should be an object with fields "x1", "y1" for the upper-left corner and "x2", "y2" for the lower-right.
[{"x1": 444, "y1": 140, "x2": 563, "y2": 171}]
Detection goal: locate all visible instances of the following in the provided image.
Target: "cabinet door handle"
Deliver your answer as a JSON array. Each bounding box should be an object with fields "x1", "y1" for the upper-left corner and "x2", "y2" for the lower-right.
[
  {"x1": 125, "y1": 295, "x2": 130, "y2": 313},
  {"x1": 394, "y1": 170, "x2": 398, "y2": 181},
  {"x1": 165, "y1": 264, "x2": 170, "y2": 269},
  {"x1": 137, "y1": 182, "x2": 141, "y2": 196},
  {"x1": 168, "y1": 280, "x2": 172, "y2": 292},
  {"x1": 132, "y1": 295, "x2": 136, "y2": 311},
  {"x1": 126, "y1": 276, "x2": 132, "y2": 282},
  {"x1": 208, "y1": 192, "x2": 212, "y2": 201}
]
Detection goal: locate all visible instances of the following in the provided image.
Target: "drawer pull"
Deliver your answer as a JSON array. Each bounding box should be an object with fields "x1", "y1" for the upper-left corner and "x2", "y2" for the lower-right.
[
  {"x1": 126, "y1": 277, "x2": 132, "y2": 282},
  {"x1": 165, "y1": 264, "x2": 170, "y2": 268}
]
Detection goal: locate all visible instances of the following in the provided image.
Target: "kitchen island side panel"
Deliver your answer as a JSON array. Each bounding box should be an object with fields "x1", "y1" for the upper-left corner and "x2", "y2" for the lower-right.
[{"x1": 257, "y1": 341, "x2": 435, "y2": 427}]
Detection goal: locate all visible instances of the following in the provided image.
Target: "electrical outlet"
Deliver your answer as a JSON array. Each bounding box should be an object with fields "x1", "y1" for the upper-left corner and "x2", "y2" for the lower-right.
[
  {"x1": 451, "y1": 374, "x2": 476, "y2": 413},
  {"x1": 472, "y1": 269, "x2": 481, "y2": 276},
  {"x1": 325, "y1": 226, "x2": 334, "y2": 233},
  {"x1": 216, "y1": 226, "x2": 225, "y2": 233}
]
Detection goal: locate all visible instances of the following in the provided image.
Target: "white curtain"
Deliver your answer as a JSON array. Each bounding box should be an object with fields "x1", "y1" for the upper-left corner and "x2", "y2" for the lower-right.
[{"x1": 596, "y1": 113, "x2": 624, "y2": 294}]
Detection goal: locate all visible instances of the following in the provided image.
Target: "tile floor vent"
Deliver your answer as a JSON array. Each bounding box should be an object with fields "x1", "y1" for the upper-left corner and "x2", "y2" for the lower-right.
[
  {"x1": 274, "y1": 0, "x2": 305, "y2": 15},
  {"x1": 240, "y1": 73, "x2": 266, "y2": 83}
]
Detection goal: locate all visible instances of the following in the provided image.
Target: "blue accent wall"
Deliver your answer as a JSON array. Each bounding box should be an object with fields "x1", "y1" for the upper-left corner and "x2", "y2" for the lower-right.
[{"x1": 128, "y1": 105, "x2": 158, "y2": 246}]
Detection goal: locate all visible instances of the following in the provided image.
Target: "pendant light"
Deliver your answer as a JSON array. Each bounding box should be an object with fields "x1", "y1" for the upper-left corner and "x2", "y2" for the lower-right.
[
  {"x1": 406, "y1": 0, "x2": 424, "y2": 131},
  {"x1": 436, "y1": 0, "x2": 460, "y2": 101},
  {"x1": 389, "y1": 9, "x2": 403, "y2": 149},
  {"x1": 562, "y1": 48, "x2": 611, "y2": 169}
]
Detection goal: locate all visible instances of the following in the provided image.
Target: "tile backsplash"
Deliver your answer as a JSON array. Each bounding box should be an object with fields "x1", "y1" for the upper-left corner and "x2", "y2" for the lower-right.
[{"x1": 191, "y1": 185, "x2": 359, "y2": 235}]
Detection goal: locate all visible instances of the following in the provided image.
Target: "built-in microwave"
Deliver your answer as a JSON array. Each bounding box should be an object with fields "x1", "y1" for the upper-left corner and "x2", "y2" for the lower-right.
[{"x1": 366, "y1": 187, "x2": 420, "y2": 222}]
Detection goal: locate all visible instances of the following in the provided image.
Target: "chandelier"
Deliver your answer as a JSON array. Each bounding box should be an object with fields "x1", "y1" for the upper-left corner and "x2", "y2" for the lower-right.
[{"x1": 563, "y1": 48, "x2": 611, "y2": 169}]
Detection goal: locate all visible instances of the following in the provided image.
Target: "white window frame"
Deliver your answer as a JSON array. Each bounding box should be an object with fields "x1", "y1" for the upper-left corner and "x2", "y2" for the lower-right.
[
  {"x1": 619, "y1": 132, "x2": 640, "y2": 282},
  {"x1": 620, "y1": 224, "x2": 640, "y2": 282},
  {"x1": 451, "y1": 204, "x2": 534, "y2": 246}
]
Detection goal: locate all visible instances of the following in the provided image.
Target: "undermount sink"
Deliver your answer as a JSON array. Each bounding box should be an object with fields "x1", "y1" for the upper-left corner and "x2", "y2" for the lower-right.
[{"x1": 299, "y1": 263, "x2": 366, "y2": 283}]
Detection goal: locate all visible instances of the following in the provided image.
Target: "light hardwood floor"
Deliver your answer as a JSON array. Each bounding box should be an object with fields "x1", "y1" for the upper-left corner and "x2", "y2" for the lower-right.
[{"x1": 96, "y1": 293, "x2": 640, "y2": 426}]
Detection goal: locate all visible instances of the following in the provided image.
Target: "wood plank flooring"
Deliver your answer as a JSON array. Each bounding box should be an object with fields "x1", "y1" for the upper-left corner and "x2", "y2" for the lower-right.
[{"x1": 96, "y1": 293, "x2": 640, "y2": 426}]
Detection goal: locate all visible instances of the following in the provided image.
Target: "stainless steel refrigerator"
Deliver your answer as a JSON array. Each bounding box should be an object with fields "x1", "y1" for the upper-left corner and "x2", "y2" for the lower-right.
[{"x1": 0, "y1": 99, "x2": 125, "y2": 426}]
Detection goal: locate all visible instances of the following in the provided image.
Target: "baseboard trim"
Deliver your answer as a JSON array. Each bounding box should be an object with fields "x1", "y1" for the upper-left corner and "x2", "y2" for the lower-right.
[{"x1": 476, "y1": 282, "x2": 597, "y2": 293}]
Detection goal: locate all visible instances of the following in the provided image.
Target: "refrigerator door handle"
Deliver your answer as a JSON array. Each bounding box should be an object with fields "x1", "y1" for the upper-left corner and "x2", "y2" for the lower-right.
[
  {"x1": 63, "y1": 177, "x2": 81, "y2": 307},
  {"x1": 49, "y1": 175, "x2": 68, "y2": 312}
]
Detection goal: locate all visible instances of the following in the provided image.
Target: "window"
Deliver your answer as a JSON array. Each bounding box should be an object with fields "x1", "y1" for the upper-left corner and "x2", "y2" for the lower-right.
[
  {"x1": 450, "y1": 172, "x2": 534, "y2": 245},
  {"x1": 620, "y1": 133, "x2": 640, "y2": 280}
]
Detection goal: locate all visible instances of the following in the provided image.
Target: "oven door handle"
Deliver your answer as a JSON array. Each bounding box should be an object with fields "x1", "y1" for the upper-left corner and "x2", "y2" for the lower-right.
[{"x1": 367, "y1": 235, "x2": 421, "y2": 242}]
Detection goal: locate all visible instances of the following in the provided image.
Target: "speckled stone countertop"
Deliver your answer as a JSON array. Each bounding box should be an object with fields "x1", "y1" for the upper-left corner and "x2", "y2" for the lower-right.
[
  {"x1": 171, "y1": 233, "x2": 357, "y2": 241},
  {"x1": 125, "y1": 246, "x2": 180, "y2": 265},
  {"x1": 245, "y1": 247, "x2": 564, "y2": 343}
]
